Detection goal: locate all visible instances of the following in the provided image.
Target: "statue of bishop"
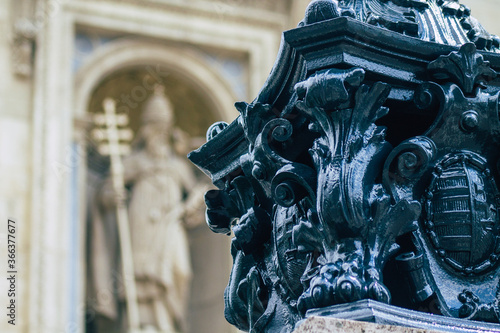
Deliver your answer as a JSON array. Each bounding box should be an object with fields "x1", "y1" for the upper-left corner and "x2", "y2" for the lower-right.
[{"x1": 91, "y1": 87, "x2": 202, "y2": 333}]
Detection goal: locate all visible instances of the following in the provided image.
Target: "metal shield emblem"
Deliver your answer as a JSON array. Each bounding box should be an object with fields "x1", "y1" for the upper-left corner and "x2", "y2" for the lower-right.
[{"x1": 423, "y1": 153, "x2": 500, "y2": 275}]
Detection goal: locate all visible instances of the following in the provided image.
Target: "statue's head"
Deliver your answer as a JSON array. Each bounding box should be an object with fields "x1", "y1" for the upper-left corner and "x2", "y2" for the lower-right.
[
  {"x1": 141, "y1": 85, "x2": 174, "y2": 130},
  {"x1": 139, "y1": 85, "x2": 175, "y2": 154}
]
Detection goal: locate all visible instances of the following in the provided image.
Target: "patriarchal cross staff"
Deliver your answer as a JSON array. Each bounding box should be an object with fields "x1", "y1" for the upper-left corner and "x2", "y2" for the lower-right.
[{"x1": 92, "y1": 98, "x2": 140, "y2": 332}]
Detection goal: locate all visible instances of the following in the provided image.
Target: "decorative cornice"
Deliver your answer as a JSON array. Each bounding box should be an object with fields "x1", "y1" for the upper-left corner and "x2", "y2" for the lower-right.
[
  {"x1": 299, "y1": 0, "x2": 500, "y2": 52},
  {"x1": 67, "y1": 0, "x2": 289, "y2": 31}
]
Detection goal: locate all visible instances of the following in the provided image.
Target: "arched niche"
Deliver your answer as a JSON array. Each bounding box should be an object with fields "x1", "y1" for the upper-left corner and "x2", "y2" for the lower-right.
[
  {"x1": 75, "y1": 39, "x2": 238, "y2": 122},
  {"x1": 74, "y1": 38, "x2": 238, "y2": 333}
]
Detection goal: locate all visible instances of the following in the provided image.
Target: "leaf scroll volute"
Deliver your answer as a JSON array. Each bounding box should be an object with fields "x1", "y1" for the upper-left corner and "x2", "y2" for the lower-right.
[
  {"x1": 236, "y1": 266, "x2": 266, "y2": 330},
  {"x1": 295, "y1": 68, "x2": 366, "y2": 153},
  {"x1": 345, "y1": 82, "x2": 391, "y2": 161},
  {"x1": 237, "y1": 101, "x2": 276, "y2": 144},
  {"x1": 363, "y1": 194, "x2": 421, "y2": 304},
  {"x1": 367, "y1": 194, "x2": 421, "y2": 270},
  {"x1": 383, "y1": 136, "x2": 437, "y2": 202},
  {"x1": 292, "y1": 210, "x2": 325, "y2": 254},
  {"x1": 225, "y1": 250, "x2": 258, "y2": 332},
  {"x1": 295, "y1": 68, "x2": 365, "y2": 111},
  {"x1": 271, "y1": 163, "x2": 317, "y2": 208},
  {"x1": 428, "y1": 43, "x2": 497, "y2": 95},
  {"x1": 243, "y1": 118, "x2": 296, "y2": 187},
  {"x1": 335, "y1": 82, "x2": 392, "y2": 236}
]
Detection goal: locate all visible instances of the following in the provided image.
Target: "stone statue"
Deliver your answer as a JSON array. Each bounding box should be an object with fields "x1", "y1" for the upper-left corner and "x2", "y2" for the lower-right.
[{"x1": 88, "y1": 87, "x2": 204, "y2": 333}]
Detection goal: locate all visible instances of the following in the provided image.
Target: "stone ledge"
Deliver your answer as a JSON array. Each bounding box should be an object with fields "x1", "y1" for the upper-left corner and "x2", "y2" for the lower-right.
[
  {"x1": 295, "y1": 300, "x2": 500, "y2": 333},
  {"x1": 294, "y1": 317, "x2": 445, "y2": 333}
]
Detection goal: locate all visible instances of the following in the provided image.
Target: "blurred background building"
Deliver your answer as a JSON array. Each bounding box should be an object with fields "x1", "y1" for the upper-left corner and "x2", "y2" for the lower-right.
[{"x1": 0, "y1": 0, "x2": 498, "y2": 333}]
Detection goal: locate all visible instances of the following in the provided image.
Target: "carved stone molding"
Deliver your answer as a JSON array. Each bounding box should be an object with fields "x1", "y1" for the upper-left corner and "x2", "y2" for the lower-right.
[{"x1": 11, "y1": 18, "x2": 36, "y2": 77}]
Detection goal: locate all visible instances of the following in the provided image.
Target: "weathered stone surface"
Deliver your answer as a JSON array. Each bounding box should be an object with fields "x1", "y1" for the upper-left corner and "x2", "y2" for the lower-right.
[
  {"x1": 303, "y1": 299, "x2": 500, "y2": 332},
  {"x1": 294, "y1": 317, "x2": 443, "y2": 333}
]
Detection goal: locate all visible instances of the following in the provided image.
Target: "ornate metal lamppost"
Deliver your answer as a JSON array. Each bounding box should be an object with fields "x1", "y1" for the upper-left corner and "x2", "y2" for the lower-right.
[{"x1": 190, "y1": 1, "x2": 500, "y2": 332}]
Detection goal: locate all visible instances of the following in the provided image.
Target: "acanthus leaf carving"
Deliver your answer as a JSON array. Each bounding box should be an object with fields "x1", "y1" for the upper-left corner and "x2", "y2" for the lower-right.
[
  {"x1": 428, "y1": 43, "x2": 497, "y2": 95},
  {"x1": 289, "y1": 68, "x2": 422, "y2": 315}
]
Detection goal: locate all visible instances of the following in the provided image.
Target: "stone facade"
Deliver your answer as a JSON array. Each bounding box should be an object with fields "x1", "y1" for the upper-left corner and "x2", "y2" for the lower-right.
[{"x1": 0, "y1": 1, "x2": 498, "y2": 333}]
